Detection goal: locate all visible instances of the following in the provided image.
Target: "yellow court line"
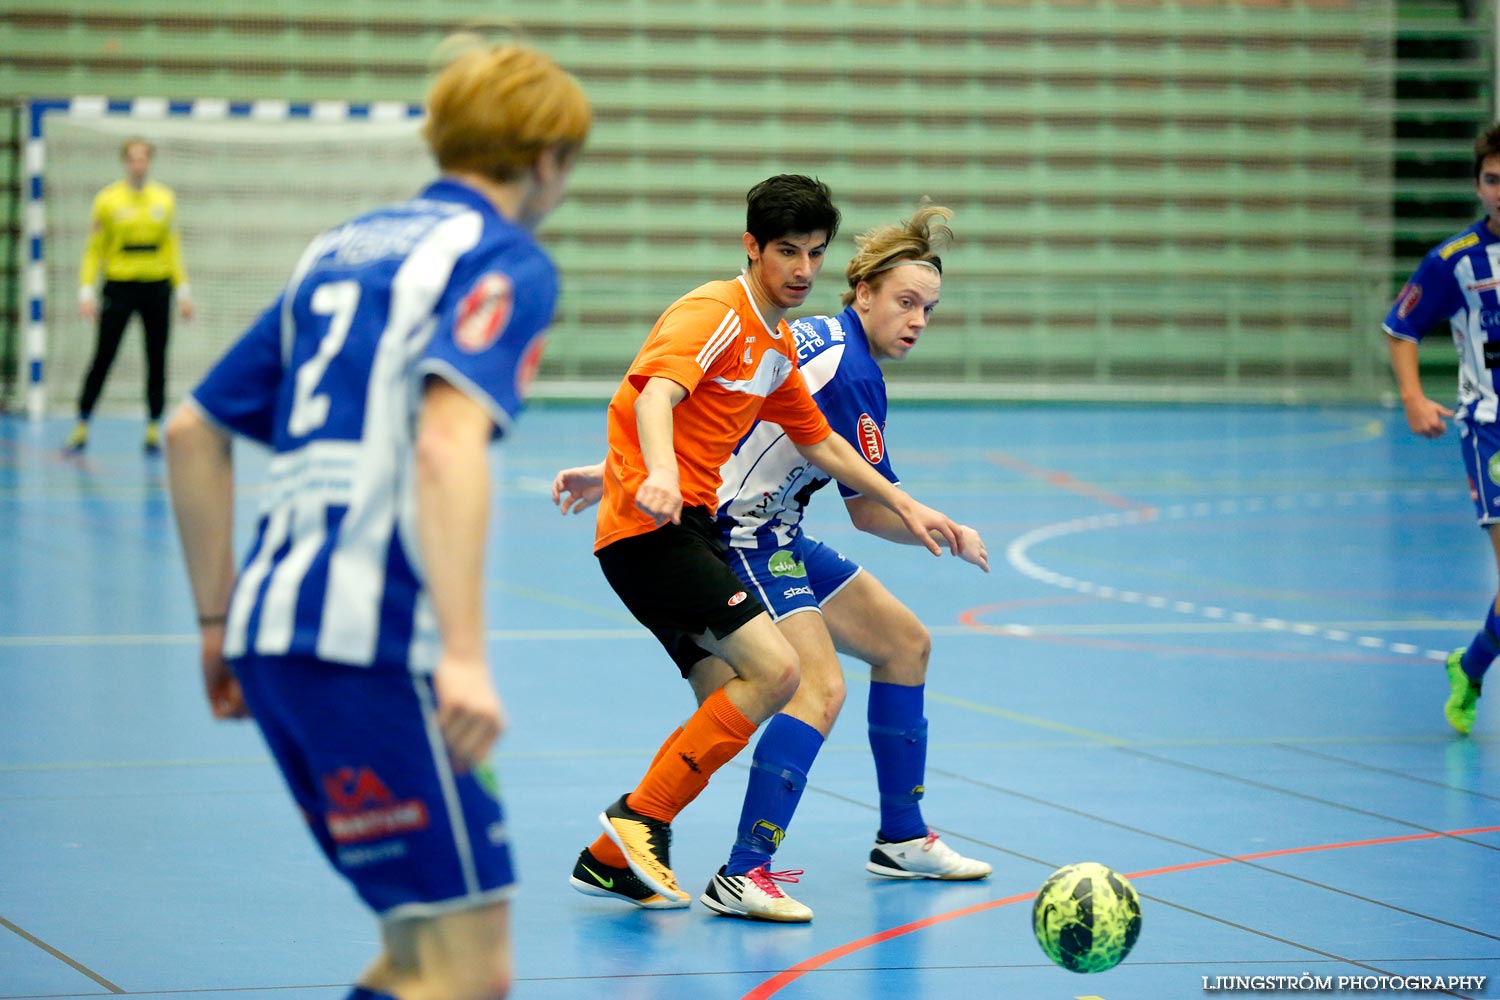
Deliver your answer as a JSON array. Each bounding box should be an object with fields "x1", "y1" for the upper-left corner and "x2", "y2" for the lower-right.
[
  {"x1": 924, "y1": 691, "x2": 1128, "y2": 745},
  {"x1": 841, "y1": 665, "x2": 1127, "y2": 745},
  {"x1": 490, "y1": 581, "x2": 639, "y2": 624}
]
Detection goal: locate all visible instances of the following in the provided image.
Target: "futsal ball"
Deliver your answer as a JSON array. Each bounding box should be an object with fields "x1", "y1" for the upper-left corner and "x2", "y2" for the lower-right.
[{"x1": 1032, "y1": 862, "x2": 1142, "y2": 973}]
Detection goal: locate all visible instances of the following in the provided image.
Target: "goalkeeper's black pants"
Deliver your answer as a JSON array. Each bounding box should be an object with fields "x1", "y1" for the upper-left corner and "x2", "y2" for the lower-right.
[{"x1": 78, "y1": 279, "x2": 173, "y2": 421}]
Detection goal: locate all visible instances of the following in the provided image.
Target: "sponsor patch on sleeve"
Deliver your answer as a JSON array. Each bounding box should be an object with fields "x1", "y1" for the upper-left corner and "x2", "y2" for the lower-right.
[
  {"x1": 857, "y1": 412, "x2": 885, "y2": 464},
  {"x1": 1395, "y1": 281, "x2": 1422, "y2": 320},
  {"x1": 1438, "y1": 232, "x2": 1480, "y2": 260},
  {"x1": 455, "y1": 272, "x2": 514, "y2": 352},
  {"x1": 516, "y1": 335, "x2": 547, "y2": 397}
]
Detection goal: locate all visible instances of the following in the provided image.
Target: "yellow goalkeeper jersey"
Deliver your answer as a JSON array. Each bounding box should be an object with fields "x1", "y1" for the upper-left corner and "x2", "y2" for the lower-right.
[{"x1": 79, "y1": 180, "x2": 188, "y2": 288}]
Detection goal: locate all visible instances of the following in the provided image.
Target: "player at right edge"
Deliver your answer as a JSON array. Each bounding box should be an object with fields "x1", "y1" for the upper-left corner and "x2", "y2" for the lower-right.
[{"x1": 1383, "y1": 122, "x2": 1500, "y2": 737}]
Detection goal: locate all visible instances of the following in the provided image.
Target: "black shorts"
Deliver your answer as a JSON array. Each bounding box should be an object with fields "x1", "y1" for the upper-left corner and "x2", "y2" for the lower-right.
[{"x1": 596, "y1": 506, "x2": 768, "y2": 676}]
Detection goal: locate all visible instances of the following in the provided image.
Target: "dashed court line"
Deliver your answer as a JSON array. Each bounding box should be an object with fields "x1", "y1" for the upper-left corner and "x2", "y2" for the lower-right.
[{"x1": 1005, "y1": 489, "x2": 1466, "y2": 663}]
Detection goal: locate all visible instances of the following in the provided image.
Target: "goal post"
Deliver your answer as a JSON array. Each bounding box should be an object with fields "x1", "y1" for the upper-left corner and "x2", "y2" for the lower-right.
[{"x1": 23, "y1": 97, "x2": 432, "y2": 420}]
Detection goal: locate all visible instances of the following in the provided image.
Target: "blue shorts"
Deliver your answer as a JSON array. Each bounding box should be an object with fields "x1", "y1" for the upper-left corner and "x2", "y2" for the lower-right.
[
  {"x1": 1458, "y1": 415, "x2": 1500, "y2": 525},
  {"x1": 725, "y1": 535, "x2": 862, "y2": 622},
  {"x1": 233, "y1": 655, "x2": 515, "y2": 920}
]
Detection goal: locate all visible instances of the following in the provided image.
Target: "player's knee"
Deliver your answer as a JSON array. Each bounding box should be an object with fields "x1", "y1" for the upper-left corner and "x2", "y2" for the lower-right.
[
  {"x1": 163, "y1": 404, "x2": 198, "y2": 448},
  {"x1": 810, "y1": 671, "x2": 847, "y2": 732},
  {"x1": 476, "y1": 967, "x2": 512, "y2": 1000},
  {"x1": 412, "y1": 926, "x2": 511, "y2": 1000},
  {"x1": 760, "y1": 646, "x2": 801, "y2": 710},
  {"x1": 876, "y1": 617, "x2": 924, "y2": 680},
  {"x1": 901, "y1": 622, "x2": 932, "y2": 677},
  {"x1": 446, "y1": 959, "x2": 511, "y2": 1000},
  {"x1": 874, "y1": 619, "x2": 931, "y2": 685}
]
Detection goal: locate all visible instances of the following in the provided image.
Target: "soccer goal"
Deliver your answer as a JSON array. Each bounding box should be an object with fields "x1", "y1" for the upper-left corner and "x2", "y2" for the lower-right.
[{"x1": 23, "y1": 98, "x2": 433, "y2": 420}]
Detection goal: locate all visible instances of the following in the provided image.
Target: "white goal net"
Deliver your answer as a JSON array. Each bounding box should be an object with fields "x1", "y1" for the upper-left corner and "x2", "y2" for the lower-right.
[{"x1": 38, "y1": 107, "x2": 434, "y2": 417}]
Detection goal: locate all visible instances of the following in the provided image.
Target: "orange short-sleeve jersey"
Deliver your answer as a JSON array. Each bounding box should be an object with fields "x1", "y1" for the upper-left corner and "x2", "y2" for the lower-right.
[{"x1": 594, "y1": 276, "x2": 832, "y2": 551}]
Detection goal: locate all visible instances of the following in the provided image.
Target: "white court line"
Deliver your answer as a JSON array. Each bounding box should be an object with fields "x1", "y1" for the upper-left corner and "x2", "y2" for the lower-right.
[
  {"x1": 0, "y1": 628, "x2": 650, "y2": 649},
  {"x1": 21, "y1": 621, "x2": 1466, "y2": 649},
  {"x1": 1004, "y1": 489, "x2": 1465, "y2": 663}
]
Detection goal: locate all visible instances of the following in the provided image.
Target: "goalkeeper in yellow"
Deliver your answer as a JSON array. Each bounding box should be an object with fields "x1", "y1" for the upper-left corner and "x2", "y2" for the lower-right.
[{"x1": 68, "y1": 137, "x2": 192, "y2": 454}]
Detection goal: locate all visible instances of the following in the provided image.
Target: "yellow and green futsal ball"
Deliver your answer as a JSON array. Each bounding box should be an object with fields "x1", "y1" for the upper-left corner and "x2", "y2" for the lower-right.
[{"x1": 1032, "y1": 861, "x2": 1142, "y2": 973}]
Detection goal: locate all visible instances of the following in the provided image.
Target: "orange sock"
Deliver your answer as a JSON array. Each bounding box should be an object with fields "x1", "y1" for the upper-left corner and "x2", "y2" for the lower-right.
[
  {"x1": 589, "y1": 835, "x2": 627, "y2": 868},
  {"x1": 591, "y1": 725, "x2": 685, "y2": 868},
  {"x1": 627, "y1": 688, "x2": 756, "y2": 822}
]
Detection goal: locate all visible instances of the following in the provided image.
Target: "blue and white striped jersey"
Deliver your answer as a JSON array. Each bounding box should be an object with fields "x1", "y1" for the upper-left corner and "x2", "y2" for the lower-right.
[
  {"x1": 189, "y1": 178, "x2": 558, "y2": 672},
  {"x1": 1385, "y1": 218, "x2": 1500, "y2": 424},
  {"x1": 715, "y1": 306, "x2": 898, "y2": 550}
]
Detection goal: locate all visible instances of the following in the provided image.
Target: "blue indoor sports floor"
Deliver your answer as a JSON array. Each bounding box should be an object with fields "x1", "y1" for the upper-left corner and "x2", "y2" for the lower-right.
[{"x1": 3, "y1": 401, "x2": 1498, "y2": 999}]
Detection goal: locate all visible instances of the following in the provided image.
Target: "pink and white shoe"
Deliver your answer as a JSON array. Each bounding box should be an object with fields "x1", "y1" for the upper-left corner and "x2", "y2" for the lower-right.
[{"x1": 700, "y1": 864, "x2": 814, "y2": 922}]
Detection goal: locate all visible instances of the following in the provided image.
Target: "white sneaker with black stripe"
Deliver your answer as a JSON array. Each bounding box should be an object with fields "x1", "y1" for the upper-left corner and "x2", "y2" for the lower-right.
[
  {"x1": 866, "y1": 830, "x2": 992, "y2": 880},
  {"x1": 700, "y1": 865, "x2": 813, "y2": 922}
]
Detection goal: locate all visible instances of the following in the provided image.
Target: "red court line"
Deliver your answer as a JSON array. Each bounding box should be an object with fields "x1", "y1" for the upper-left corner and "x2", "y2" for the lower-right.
[
  {"x1": 740, "y1": 825, "x2": 1500, "y2": 999},
  {"x1": 986, "y1": 449, "x2": 1154, "y2": 512}
]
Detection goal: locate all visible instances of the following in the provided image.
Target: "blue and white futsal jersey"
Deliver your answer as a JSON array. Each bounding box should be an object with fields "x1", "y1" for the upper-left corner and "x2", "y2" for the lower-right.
[
  {"x1": 190, "y1": 178, "x2": 557, "y2": 672},
  {"x1": 1385, "y1": 219, "x2": 1500, "y2": 424},
  {"x1": 716, "y1": 305, "x2": 898, "y2": 548}
]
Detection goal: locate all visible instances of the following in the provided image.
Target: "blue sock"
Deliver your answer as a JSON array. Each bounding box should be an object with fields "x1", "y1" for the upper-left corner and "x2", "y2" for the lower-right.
[
  {"x1": 1460, "y1": 601, "x2": 1500, "y2": 681},
  {"x1": 345, "y1": 990, "x2": 397, "y2": 1000},
  {"x1": 725, "y1": 714, "x2": 824, "y2": 876},
  {"x1": 868, "y1": 681, "x2": 928, "y2": 843}
]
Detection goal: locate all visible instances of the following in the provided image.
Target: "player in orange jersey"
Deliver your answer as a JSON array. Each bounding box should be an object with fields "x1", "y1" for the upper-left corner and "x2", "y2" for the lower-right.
[{"x1": 551, "y1": 174, "x2": 971, "y2": 908}]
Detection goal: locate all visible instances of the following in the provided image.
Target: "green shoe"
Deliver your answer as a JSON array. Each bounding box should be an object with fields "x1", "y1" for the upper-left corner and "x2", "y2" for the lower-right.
[
  {"x1": 1444, "y1": 648, "x2": 1483, "y2": 736},
  {"x1": 63, "y1": 422, "x2": 88, "y2": 453}
]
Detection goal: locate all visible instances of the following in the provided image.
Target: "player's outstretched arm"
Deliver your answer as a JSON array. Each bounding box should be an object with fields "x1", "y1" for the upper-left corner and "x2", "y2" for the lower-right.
[
  {"x1": 844, "y1": 496, "x2": 990, "y2": 572},
  {"x1": 415, "y1": 379, "x2": 505, "y2": 771},
  {"x1": 633, "y1": 376, "x2": 688, "y2": 526},
  {"x1": 165, "y1": 403, "x2": 248, "y2": 720},
  {"x1": 552, "y1": 460, "x2": 605, "y2": 514},
  {"x1": 793, "y1": 431, "x2": 959, "y2": 557},
  {"x1": 1387, "y1": 334, "x2": 1453, "y2": 438}
]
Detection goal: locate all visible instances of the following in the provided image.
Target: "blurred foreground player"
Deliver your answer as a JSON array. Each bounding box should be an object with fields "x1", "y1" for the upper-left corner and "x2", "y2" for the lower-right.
[{"x1": 166, "y1": 42, "x2": 589, "y2": 1000}]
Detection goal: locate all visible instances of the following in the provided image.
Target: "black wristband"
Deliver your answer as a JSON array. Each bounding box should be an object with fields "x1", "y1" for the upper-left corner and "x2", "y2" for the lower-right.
[{"x1": 197, "y1": 614, "x2": 226, "y2": 627}]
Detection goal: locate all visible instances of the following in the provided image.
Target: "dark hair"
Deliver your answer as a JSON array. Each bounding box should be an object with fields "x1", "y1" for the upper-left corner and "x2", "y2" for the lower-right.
[
  {"x1": 745, "y1": 174, "x2": 840, "y2": 248},
  {"x1": 1475, "y1": 124, "x2": 1500, "y2": 180}
]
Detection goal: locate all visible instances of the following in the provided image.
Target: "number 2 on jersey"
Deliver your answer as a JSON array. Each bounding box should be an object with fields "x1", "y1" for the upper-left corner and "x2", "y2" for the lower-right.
[{"x1": 288, "y1": 280, "x2": 360, "y2": 437}]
